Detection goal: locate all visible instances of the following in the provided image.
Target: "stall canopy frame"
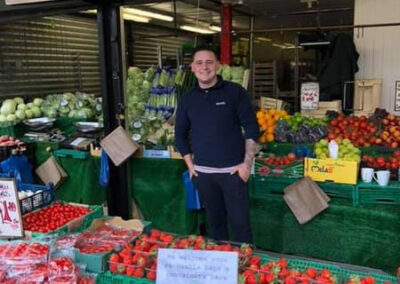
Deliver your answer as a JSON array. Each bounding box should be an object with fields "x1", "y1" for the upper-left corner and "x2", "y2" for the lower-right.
[{"x1": 0, "y1": 0, "x2": 167, "y2": 219}]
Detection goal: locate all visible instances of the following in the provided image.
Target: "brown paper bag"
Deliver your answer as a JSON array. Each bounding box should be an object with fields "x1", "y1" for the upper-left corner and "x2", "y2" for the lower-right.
[
  {"x1": 283, "y1": 177, "x2": 330, "y2": 224},
  {"x1": 100, "y1": 126, "x2": 139, "y2": 166},
  {"x1": 35, "y1": 156, "x2": 68, "y2": 189}
]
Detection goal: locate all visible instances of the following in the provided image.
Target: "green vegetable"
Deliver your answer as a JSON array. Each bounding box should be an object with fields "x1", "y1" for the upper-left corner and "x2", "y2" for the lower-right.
[
  {"x1": 6, "y1": 114, "x2": 16, "y2": 122},
  {"x1": 1, "y1": 99, "x2": 17, "y2": 116},
  {"x1": 17, "y1": 104, "x2": 27, "y2": 111},
  {"x1": 15, "y1": 110, "x2": 26, "y2": 120},
  {"x1": 14, "y1": 97, "x2": 24, "y2": 105},
  {"x1": 33, "y1": 98, "x2": 43, "y2": 106},
  {"x1": 24, "y1": 109, "x2": 33, "y2": 119}
]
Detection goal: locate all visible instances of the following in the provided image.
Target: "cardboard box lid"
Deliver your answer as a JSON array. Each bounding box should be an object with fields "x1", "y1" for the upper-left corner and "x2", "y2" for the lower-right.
[
  {"x1": 35, "y1": 156, "x2": 68, "y2": 189},
  {"x1": 100, "y1": 126, "x2": 139, "y2": 166},
  {"x1": 283, "y1": 177, "x2": 330, "y2": 224},
  {"x1": 88, "y1": 216, "x2": 146, "y2": 233}
]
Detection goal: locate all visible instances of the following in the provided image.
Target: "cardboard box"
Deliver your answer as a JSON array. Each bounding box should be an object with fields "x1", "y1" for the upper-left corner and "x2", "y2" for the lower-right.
[
  {"x1": 301, "y1": 100, "x2": 342, "y2": 118},
  {"x1": 304, "y1": 158, "x2": 359, "y2": 185},
  {"x1": 168, "y1": 145, "x2": 183, "y2": 160},
  {"x1": 87, "y1": 216, "x2": 152, "y2": 234},
  {"x1": 100, "y1": 126, "x2": 139, "y2": 166},
  {"x1": 283, "y1": 177, "x2": 330, "y2": 224},
  {"x1": 35, "y1": 156, "x2": 68, "y2": 189}
]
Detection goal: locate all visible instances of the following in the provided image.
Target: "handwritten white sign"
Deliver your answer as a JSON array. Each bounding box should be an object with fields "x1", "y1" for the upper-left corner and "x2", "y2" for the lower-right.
[
  {"x1": 156, "y1": 248, "x2": 238, "y2": 284},
  {"x1": 395, "y1": 81, "x2": 400, "y2": 111},
  {"x1": 0, "y1": 179, "x2": 23, "y2": 238},
  {"x1": 301, "y1": 82, "x2": 319, "y2": 110}
]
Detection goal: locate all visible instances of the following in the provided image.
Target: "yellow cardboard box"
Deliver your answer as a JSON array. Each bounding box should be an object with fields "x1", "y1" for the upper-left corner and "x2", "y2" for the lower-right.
[{"x1": 304, "y1": 158, "x2": 359, "y2": 185}]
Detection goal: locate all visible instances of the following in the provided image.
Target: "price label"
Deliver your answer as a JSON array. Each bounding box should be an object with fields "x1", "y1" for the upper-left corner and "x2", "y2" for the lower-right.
[
  {"x1": 0, "y1": 178, "x2": 23, "y2": 238},
  {"x1": 395, "y1": 81, "x2": 400, "y2": 111},
  {"x1": 156, "y1": 248, "x2": 238, "y2": 284},
  {"x1": 301, "y1": 82, "x2": 319, "y2": 110}
]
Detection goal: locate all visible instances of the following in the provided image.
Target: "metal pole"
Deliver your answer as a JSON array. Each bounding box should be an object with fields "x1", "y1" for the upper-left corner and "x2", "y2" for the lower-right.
[
  {"x1": 249, "y1": 15, "x2": 255, "y2": 100},
  {"x1": 157, "y1": 45, "x2": 163, "y2": 67},
  {"x1": 97, "y1": 2, "x2": 131, "y2": 219},
  {"x1": 294, "y1": 34, "x2": 299, "y2": 113}
]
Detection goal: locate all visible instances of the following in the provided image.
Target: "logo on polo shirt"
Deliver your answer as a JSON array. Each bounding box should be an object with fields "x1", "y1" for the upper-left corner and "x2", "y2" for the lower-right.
[{"x1": 215, "y1": 101, "x2": 226, "y2": 106}]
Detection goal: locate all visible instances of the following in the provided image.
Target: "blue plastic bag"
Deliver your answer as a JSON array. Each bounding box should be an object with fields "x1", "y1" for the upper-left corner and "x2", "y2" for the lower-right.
[
  {"x1": 0, "y1": 155, "x2": 33, "y2": 185},
  {"x1": 99, "y1": 150, "x2": 110, "y2": 188},
  {"x1": 182, "y1": 170, "x2": 202, "y2": 211}
]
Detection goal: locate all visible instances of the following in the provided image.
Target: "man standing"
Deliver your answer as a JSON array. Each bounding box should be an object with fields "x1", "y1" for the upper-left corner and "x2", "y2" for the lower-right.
[{"x1": 175, "y1": 47, "x2": 259, "y2": 243}]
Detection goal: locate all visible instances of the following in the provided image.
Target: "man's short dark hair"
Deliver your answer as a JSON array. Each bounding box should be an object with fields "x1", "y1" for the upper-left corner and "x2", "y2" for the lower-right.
[{"x1": 192, "y1": 46, "x2": 219, "y2": 60}]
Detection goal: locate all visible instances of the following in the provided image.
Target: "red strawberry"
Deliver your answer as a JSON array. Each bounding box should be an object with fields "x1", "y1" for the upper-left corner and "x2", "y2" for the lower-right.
[
  {"x1": 109, "y1": 253, "x2": 120, "y2": 263},
  {"x1": 136, "y1": 256, "x2": 147, "y2": 268},
  {"x1": 117, "y1": 264, "x2": 126, "y2": 274},
  {"x1": 277, "y1": 258, "x2": 287, "y2": 269},
  {"x1": 147, "y1": 271, "x2": 156, "y2": 281},
  {"x1": 306, "y1": 268, "x2": 317, "y2": 278},
  {"x1": 126, "y1": 266, "x2": 135, "y2": 276},
  {"x1": 249, "y1": 256, "x2": 261, "y2": 267},
  {"x1": 285, "y1": 277, "x2": 296, "y2": 284},
  {"x1": 134, "y1": 268, "x2": 144, "y2": 278}
]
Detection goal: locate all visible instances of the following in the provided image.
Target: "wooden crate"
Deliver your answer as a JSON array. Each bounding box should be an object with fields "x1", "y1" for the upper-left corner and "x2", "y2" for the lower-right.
[
  {"x1": 301, "y1": 100, "x2": 342, "y2": 118},
  {"x1": 259, "y1": 97, "x2": 289, "y2": 111},
  {"x1": 353, "y1": 79, "x2": 382, "y2": 114}
]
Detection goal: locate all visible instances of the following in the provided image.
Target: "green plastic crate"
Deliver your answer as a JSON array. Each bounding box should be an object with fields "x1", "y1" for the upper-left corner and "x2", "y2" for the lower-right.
[
  {"x1": 255, "y1": 252, "x2": 345, "y2": 282},
  {"x1": 74, "y1": 248, "x2": 113, "y2": 273},
  {"x1": 78, "y1": 205, "x2": 105, "y2": 232},
  {"x1": 251, "y1": 176, "x2": 299, "y2": 198},
  {"x1": 339, "y1": 269, "x2": 397, "y2": 284},
  {"x1": 357, "y1": 181, "x2": 400, "y2": 205},
  {"x1": 98, "y1": 271, "x2": 154, "y2": 284},
  {"x1": 318, "y1": 182, "x2": 359, "y2": 206}
]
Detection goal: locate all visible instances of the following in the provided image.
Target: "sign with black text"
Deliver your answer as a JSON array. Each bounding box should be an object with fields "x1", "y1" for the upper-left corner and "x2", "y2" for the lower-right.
[
  {"x1": 156, "y1": 248, "x2": 238, "y2": 284},
  {"x1": 0, "y1": 178, "x2": 23, "y2": 238},
  {"x1": 301, "y1": 82, "x2": 319, "y2": 110},
  {"x1": 395, "y1": 81, "x2": 400, "y2": 111}
]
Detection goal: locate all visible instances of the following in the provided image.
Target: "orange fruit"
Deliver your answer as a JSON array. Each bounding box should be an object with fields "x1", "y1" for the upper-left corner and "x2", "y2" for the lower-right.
[
  {"x1": 268, "y1": 108, "x2": 276, "y2": 115},
  {"x1": 259, "y1": 136, "x2": 267, "y2": 143},
  {"x1": 256, "y1": 111, "x2": 264, "y2": 120},
  {"x1": 267, "y1": 126, "x2": 274, "y2": 134},
  {"x1": 266, "y1": 134, "x2": 274, "y2": 142}
]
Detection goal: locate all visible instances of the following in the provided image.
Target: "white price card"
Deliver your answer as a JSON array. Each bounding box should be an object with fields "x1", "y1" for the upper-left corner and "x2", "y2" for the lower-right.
[
  {"x1": 0, "y1": 178, "x2": 23, "y2": 238},
  {"x1": 156, "y1": 248, "x2": 238, "y2": 284},
  {"x1": 395, "y1": 81, "x2": 400, "y2": 111},
  {"x1": 301, "y1": 82, "x2": 320, "y2": 110}
]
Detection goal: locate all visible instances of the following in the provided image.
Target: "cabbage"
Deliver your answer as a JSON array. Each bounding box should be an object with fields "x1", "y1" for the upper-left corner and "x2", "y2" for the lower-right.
[
  {"x1": 31, "y1": 106, "x2": 41, "y2": 117},
  {"x1": 27, "y1": 103, "x2": 34, "y2": 109},
  {"x1": 14, "y1": 97, "x2": 24, "y2": 105},
  {"x1": 17, "y1": 104, "x2": 27, "y2": 111},
  {"x1": 6, "y1": 114, "x2": 16, "y2": 122},
  {"x1": 0, "y1": 115, "x2": 6, "y2": 122},
  {"x1": 1, "y1": 99, "x2": 16, "y2": 116},
  {"x1": 220, "y1": 65, "x2": 231, "y2": 80},
  {"x1": 69, "y1": 110, "x2": 77, "y2": 118},
  {"x1": 25, "y1": 109, "x2": 33, "y2": 119},
  {"x1": 231, "y1": 66, "x2": 244, "y2": 81},
  {"x1": 128, "y1": 67, "x2": 142, "y2": 79},
  {"x1": 15, "y1": 110, "x2": 25, "y2": 120},
  {"x1": 33, "y1": 98, "x2": 43, "y2": 106}
]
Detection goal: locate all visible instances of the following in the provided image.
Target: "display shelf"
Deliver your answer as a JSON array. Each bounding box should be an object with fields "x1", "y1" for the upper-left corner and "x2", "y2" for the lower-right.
[{"x1": 357, "y1": 181, "x2": 400, "y2": 205}]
